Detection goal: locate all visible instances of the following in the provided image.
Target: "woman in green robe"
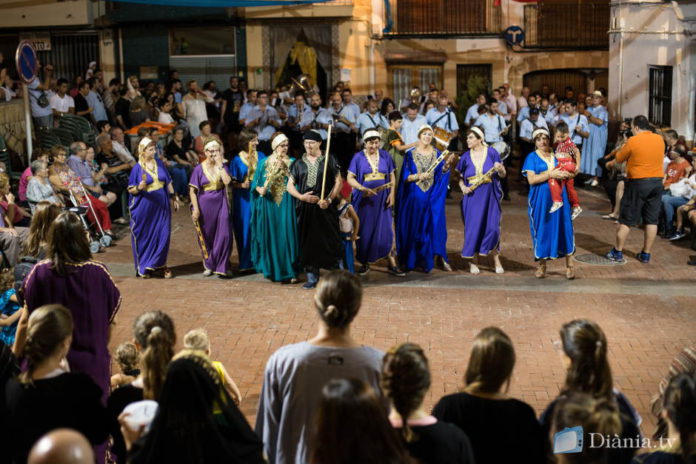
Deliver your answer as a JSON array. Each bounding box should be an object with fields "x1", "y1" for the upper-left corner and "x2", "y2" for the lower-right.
[{"x1": 250, "y1": 133, "x2": 299, "y2": 283}]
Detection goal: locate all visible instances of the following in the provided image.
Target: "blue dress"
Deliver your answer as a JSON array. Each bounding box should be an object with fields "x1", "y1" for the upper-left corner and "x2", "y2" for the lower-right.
[
  {"x1": 230, "y1": 152, "x2": 266, "y2": 271},
  {"x1": 580, "y1": 105, "x2": 608, "y2": 176},
  {"x1": 396, "y1": 148, "x2": 450, "y2": 272},
  {"x1": 522, "y1": 151, "x2": 576, "y2": 260},
  {"x1": 0, "y1": 289, "x2": 21, "y2": 346}
]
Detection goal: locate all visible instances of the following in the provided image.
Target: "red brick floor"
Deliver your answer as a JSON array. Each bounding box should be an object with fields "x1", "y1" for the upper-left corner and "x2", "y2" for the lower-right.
[{"x1": 104, "y1": 179, "x2": 696, "y2": 437}]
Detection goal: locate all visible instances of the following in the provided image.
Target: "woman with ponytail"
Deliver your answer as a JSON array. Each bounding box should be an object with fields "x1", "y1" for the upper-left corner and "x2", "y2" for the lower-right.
[
  {"x1": 633, "y1": 373, "x2": 696, "y2": 464},
  {"x1": 540, "y1": 319, "x2": 641, "y2": 464},
  {"x1": 552, "y1": 392, "x2": 623, "y2": 464},
  {"x1": 107, "y1": 310, "x2": 176, "y2": 464},
  {"x1": 256, "y1": 270, "x2": 384, "y2": 464},
  {"x1": 382, "y1": 343, "x2": 475, "y2": 464},
  {"x1": 4, "y1": 304, "x2": 108, "y2": 464},
  {"x1": 432, "y1": 327, "x2": 546, "y2": 464}
]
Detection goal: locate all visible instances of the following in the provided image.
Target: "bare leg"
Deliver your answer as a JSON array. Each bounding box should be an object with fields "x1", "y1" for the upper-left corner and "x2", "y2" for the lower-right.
[
  {"x1": 675, "y1": 206, "x2": 685, "y2": 231},
  {"x1": 469, "y1": 253, "x2": 480, "y2": 275},
  {"x1": 612, "y1": 181, "x2": 624, "y2": 216},
  {"x1": 491, "y1": 251, "x2": 504, "y2": 274},
  {"x1": 615, "y1": 224, "x2": 630, "y2": 251},
  {"x1": 643, "y1": 224, "x2": 658, "y2": 254},
  {"x1": 565, "y1": 255, "x2": 575, "y2": 279}
]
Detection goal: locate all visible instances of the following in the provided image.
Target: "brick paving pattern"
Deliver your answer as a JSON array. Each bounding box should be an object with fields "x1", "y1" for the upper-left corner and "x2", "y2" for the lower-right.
[{"x1": 104, "y1": 182, "x2": 696, "y2": 437}]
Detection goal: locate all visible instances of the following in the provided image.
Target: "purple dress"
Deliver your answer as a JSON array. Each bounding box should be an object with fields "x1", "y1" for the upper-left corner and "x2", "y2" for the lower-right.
[
  {"x1": 128, "y1": 160, "x2": 172, "y2": 276},
  {"x1": 348, "y1": 150, "x2": 396, "y2": 264},
  {"x1": 189, "y1": 164, "x2": 232, "y2": 275},
  {"x1": 456, "y1": 147, "x2": 503, "y2": 258},
  {"x1": 23, "y1": 260, "x2": 121, "y2": 399}
]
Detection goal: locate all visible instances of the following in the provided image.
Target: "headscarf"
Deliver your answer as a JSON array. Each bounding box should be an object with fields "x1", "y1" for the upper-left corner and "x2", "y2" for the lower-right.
[
  {"x1": 417, "y1": 124, "x2": 433, "y2": 139},
  {"x1": 271, "y1": 133, "x2": 289, "y2": 151},
  {"x1": 138, "y1": 137, "x2": 155, "y2": 157},
  {"x1": 128, "y1": 350, "x2": 265, "y2": 464}
]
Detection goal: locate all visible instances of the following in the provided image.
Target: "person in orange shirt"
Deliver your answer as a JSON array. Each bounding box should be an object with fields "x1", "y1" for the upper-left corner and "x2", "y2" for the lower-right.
[{"x1": 605, "y1": 115, "x2": 664, "y2": 264}]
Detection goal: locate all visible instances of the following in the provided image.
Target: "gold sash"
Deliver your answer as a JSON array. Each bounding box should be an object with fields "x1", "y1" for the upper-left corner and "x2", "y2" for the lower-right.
[{"x1": 365, "y1": 172, "x2": 386, "y2": 182}]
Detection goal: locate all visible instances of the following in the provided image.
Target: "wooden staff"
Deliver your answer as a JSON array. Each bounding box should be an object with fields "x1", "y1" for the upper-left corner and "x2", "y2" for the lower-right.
[
  {"x1": 320, "y1": 123, "x2": 333, "y2": 200},
  {"x1": 468, "y1": 166, "x2": 497, "y2": 192},
  {"x1": 423, "y1": 150, "x2": 449, "y2": 176},
  {"x1": 373, "y1": 181, "x2": 393, "y2": 193},
  {"x1": 192, "y1": 217, "x2": 209, "y2": 260}
]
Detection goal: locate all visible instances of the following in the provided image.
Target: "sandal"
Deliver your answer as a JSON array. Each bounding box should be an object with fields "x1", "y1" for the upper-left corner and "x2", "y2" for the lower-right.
[
  {"x1": 566, "y1": 266, "x2": 575, "y2": 280},
  {"x1": 535, "y1": 262, "x2": 547, "y2": 279},
  {"x1": 601, "y1": 214, "x2": 618, "y2": 220},
  {"x1": 163, "y1": 268, "x2": 174, "y2": 279}
]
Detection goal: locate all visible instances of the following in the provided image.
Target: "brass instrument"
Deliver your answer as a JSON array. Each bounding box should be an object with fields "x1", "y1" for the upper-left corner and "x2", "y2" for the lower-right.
[
  {"x1": 290, "y1": 74, "x2": 312, "y2": 96},
  {"x1": 410, "y1": 87, "x2": 422, "y2": 99}
]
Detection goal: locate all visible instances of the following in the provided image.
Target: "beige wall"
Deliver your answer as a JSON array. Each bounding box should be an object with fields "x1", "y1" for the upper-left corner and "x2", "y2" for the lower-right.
[{"x1": 0, "y1": 0, "x2": 94, "y2": 28}]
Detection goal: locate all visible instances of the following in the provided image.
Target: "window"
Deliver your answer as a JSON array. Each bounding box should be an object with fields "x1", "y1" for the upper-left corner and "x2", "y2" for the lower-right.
[
  {"x1": 523, "y1": 0, "x2": 609, "y2": 49},
  {"x1": 170, "y1": 27, "x2": 235, "y2": 56},
  {"x1": 392, "y1": 0, "x2": 491, "y2": 35},
  {"x1": 456, "y1": 64, "x2": 492, "y2": 101},
  {"x1": 388, "y1": 65, "x2": 442, "y2": 110},
  {"x1": 648, "y1": 66, "x2": 672, "y2": 127}
]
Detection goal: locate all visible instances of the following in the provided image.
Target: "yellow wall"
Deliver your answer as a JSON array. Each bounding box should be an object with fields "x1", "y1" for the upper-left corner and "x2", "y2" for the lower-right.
[{"x1": 0, "y1": 0, "x2": 93, "y2": 28}]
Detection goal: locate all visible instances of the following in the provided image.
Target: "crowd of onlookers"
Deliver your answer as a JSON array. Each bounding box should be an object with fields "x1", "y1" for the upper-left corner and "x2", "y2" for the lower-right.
[{"x1": 0, "y1": 264, "x2": 695, "y2": 464}]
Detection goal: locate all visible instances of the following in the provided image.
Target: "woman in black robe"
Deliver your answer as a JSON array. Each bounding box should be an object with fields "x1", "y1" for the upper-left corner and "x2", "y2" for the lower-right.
[{"x1": 287, "y1": 130, "x2": 343, "y2": 289}]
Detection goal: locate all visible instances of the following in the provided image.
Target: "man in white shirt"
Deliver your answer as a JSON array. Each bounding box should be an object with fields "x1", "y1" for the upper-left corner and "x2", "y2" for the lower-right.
[
  {"x1": 245, "y1": 90, "x2": 281, "y2": 155},
  {"x1": 329, "y1": 91, "x2": 358, "y2": 172},
  {"x1": 299, "y1": 93, "x2": 332, "y2": 141},
  {"x1": 27, "y1": 64, "x2": 54, "y2": 129},
  {"x1": 465, "y1": 94, "x2": 486, "y2": 127},
  {"x1": 238, "y1": 89, "x2": 257, "y2": 127},
  {"x1": 400, "y1": 104, "x2": 426, "y2": 145},
  {"x1": 559, "y1": 100, "x2": 589, "y2": 150},
  {"x1": 517, "y1": 94, "x2": 538, "y2": 123},
  {"x1": 50, "y1": 78, "x2": 74, "y2": 117},
  {"x1": 110, "y1": 126, "x2": 136, "y2": 164},
  {"x1": 426, "y1": 95, "x2": 459, "y2": 150},
  {"x1": 492, "y1": 88, "x2": 509, "y2": 119},
  {"x1": 356, "y1": 99, "x2": 388, "y2": 137},
  {"x1": 517, "y1": 86, "x2": 530, "y2": 111},
  {"x1": 502, "y1": 83, "x2": 517, "y2": 118}
]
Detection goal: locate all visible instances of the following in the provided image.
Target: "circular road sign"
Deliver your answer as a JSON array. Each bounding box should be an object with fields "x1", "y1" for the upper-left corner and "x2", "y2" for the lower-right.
[{"x1": 15, "y1": 40, "x2": 39, "y2": 84}]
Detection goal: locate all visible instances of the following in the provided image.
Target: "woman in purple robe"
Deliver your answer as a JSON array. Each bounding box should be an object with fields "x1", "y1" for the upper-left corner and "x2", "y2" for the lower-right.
[
  {"x1": 190, "y1": 139, "x2": 233, "y2": 278},
  {"x1": 456, "y1": 127, "x2": 506, "y2": 274},
  {"x1": 128, "y1": 137, "x2": 180, "y2": 278},
  {"x1": 16, "y1": 212, "x2": 121, "y2": 399},
  {"x1": 347, "y1": 129, "x2": 405, "y2": 276}
]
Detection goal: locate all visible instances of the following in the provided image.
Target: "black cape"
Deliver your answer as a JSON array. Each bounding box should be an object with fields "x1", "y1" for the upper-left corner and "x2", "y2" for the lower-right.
[{"x1": 290, "y1": 154, "x2": 343, "y2": 269}]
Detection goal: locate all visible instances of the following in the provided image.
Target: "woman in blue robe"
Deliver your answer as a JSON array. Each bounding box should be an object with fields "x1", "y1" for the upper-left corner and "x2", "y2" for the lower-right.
[
  {"x1": 250, "y1": 133, "x2": 298, "y2": 283},
  {"x1": 396, "y1": 125, "x2": 454, "y2": 273},
  {"x1": 347, "y1": 129, "x2": 404, "y2": 276},
  {"x1": 128, "y1": 137, "x2": 180, "y2": 278},
  {"x1": 522, "y1": 128, "x2": 576, "y2": 279},
  {"x1": 230, "y1": 129, "x2": 266, "y2": 272}
]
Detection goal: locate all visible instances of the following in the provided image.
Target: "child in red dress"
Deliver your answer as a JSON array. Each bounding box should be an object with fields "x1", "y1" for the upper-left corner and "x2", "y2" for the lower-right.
[{"x1": 550, "y1": 122, "x2": 582, "y2": 220}]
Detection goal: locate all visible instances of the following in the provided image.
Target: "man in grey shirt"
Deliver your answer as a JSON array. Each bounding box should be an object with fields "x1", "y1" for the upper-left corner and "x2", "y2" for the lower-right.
[{"x1": 256, "y1": 271, "x2": 384, "y2": 464}]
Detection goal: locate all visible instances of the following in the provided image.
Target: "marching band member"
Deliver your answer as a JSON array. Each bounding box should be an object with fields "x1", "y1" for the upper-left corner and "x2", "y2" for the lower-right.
[
  {"x1": 396, "y1": 125, "x2": 453, "y2": 273},
  {"x1": 189, "y1": 139, "x2": 233, "y2": 278},
  {"x1": 347, "y1": 130, "x2": 405, "y2": 277},
  {"x1": 456, "y1": 127, "x2": 506, "y2": 274}
]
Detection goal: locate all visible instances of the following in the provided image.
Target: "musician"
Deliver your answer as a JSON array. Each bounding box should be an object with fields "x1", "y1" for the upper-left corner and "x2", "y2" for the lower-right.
[
  {"x1": 519, "y1": 108, "x2": 549, "y2": 172},
  {"x1": 456, "y1": 127, "x2": 506, "y2": 274},
  {"x1": 238, "y1": 89, "x2": 258, "y2": 128},
  {"x1": 580, "y1": 90, "x2": 609, "y2": 187},
  {"x1": 465, "y1": 93, "x2": 487, "y2": 127},
  {"x1": 559, "y1": 100, "x2": 589, "y2": 152},
  {"x1": 516, "y1": 93, "x2": 538, "y2": 123},
  {"x1": 396, "y1": 125, "x2": 453, "y2": 273},
  {"x1": 250, "y1": 133, "x2": 299, "y2": 283},
  {"x1": 341, "y1": 89, "x2": 362, "y2": 127},
  {"x1": 426, "y1": 95, "x2": 459, "y2": 152},
  {"x1": 356, "y1": 100, "x2": 388, "y2": 138},
  {"x1": 299, "y1": 93, "x2": 332, "y2": 142},
  {"x1": 190, "y1": 139, "x2": 233, "y2": 278},
  {"x1": 347, "y1": 130, "x2": 405, "y2": 277},
  {"x1": 287, "y1": 130, "x2": 343, "y2": 289},
  {"x1": 128, "y1": 137, "x2": 180, "y2": 279},
  {"x1": 492, "y1": 88, "x2": 509, "y2": 119},
  {"x1": 245, "y1": 90, "x2": 281, "y2": 156},
  {"x1": 400, "y1": 104, "x2": 427, "y2": 145},
  {"x1": 286, "y1": 92, "x2": 311, "y2": 155},
  {"x1": 329, "y1": 92, "x2": 358, "y2": 173},
  {"x1": 474, "y1": 99, "x2": 511, "y2": 200},
  {"x1": 230, "y1": 129, "x2": 266, "y2": 272},
  {"x1": 522, "y1": 128, "x2": 576, "y2": 280}
]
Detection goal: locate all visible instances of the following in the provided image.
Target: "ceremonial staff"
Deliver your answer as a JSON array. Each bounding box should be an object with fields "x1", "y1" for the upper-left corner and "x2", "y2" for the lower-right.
[{"x1": 320, "y1": 124, "x2": 333, "y2": 201}]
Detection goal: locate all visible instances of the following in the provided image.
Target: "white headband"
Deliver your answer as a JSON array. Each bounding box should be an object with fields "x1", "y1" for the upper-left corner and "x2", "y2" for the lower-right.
[
  {"x1": 532, "y1": 128, "x2": 550, "y2": 140},
  {"x1": 417, "y1": 124, "x2": 434, "y2": 137},
  {"x1": 138, "y1": 137, "x2": 154, "y2": 154},
  {"x1": 272, "y1": 133, "x2": 289, "y2": 151},
  {"x1": 470, "y1": 126, "x2": 485, "y2": 141},
  {"x1": 362, "y1": 129, "x2": 381, "y2": 143},
  {"x1": 203, "y1": 139, "x2": 221, "y2": 150}
]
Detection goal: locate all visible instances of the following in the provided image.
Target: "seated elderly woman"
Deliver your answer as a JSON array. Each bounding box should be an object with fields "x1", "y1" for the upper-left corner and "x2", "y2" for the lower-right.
[{"x1": 26, "y1": 160, "x2": 61, "y2": 213}]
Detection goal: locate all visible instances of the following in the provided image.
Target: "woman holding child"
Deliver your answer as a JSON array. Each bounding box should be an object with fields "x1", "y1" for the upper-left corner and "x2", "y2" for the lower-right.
[{"x1": 522, "y1": 128, "x2": 576, "y2": 279}]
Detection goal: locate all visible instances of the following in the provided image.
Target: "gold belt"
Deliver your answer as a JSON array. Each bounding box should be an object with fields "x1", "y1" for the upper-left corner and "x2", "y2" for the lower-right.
[
  {"x1": 467, "y1": 174, "x2": 491, "y2": 185},
  {"x1": 365, "y1": 172, "x2": 386, "y2": 181}
]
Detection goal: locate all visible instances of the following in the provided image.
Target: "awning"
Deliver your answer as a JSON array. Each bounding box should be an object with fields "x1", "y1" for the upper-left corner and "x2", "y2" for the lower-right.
[{"x1": 108, "y1": 0, "x2": 332, "y2": 6}]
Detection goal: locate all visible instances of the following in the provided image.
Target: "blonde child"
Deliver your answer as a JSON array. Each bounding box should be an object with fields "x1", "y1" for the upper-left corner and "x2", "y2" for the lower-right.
[
  {"x1": 337, "y1": 183, "x2": 359, "y2": 273},
  {"x1": 110, "y1": 342, "x2": 141, "y2": 389},
  {"x1": 183, "y1": 328, "x2": 242, "y2": 405}
]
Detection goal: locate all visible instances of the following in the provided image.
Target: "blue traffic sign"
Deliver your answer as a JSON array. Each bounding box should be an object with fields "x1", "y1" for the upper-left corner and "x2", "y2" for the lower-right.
[
  {"x1": 504, "y1": 26, "x2": 525, "y2": 46},
  {"x1": 15, "y1": 41, "x2": 38, "y2": 84}
]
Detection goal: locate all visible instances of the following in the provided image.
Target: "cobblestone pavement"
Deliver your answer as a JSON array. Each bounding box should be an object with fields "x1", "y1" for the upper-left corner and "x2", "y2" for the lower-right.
[{"x1": 104, "y1": 178, "x2": 696, "y2": 437}]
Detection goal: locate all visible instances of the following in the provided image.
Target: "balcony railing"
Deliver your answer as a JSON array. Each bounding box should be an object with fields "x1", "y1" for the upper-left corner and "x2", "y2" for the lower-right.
[
  {"x1": 384, "y1": 0, "x2": 502, "y2": 37},
  {"x1": 523, "y1": 1, "x2": 609, "y2": 49}
]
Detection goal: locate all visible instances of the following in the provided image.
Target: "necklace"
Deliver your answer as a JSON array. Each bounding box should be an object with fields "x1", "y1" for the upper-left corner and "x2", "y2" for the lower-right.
[{"x1": 365, "y1": 150, "x2": 380, "y2": 173}]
